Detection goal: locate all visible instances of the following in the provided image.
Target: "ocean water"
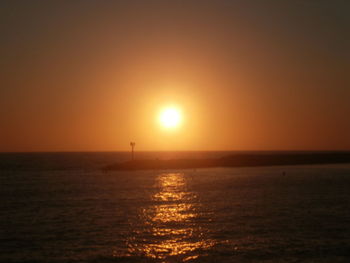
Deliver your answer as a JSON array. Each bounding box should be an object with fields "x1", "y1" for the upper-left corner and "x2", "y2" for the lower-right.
[{"x1": 1, "y1": 152, "x2": 350, "y2": 262}]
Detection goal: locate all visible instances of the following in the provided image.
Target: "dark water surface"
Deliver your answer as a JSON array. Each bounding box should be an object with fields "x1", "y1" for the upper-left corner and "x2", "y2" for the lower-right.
[{"x1": 1, "y1": 153, "x2": 350, "y2": 262}]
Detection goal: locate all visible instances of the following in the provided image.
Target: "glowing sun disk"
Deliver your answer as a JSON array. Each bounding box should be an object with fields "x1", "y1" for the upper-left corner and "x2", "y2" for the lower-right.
[{"x1": 159, "y1": 108, "x2": 182, "y2": 128}]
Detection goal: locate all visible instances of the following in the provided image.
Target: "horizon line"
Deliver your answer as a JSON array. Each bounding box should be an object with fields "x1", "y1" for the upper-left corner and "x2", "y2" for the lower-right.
[{"x1": 1, "y1": 149, "x2": 350, "y2": 154}]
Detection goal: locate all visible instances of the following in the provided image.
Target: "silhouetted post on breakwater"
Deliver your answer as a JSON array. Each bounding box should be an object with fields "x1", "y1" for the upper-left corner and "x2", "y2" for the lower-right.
[{"x1": 130, "y1": 142, "x2": 135, "y2": 161}]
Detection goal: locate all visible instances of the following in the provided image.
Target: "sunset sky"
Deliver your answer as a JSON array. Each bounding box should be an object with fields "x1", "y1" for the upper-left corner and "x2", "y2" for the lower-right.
[{"x1": 1, "y1": 0, "x2": 349, "y2": 152}]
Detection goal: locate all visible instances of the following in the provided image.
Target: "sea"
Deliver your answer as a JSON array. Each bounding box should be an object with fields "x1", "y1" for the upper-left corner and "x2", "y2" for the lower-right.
[{"x1": 1, "y1": 152, "x2": 350, "y2": 263}]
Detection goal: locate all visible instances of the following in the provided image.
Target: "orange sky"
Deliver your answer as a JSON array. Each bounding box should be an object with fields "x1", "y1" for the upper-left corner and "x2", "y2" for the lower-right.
[{"x1": 1, "y1": 1, "x2": 349, "y2": 152}]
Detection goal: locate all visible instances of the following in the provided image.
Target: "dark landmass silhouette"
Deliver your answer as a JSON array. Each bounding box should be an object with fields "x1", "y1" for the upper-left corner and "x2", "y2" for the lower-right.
[{"x1": 104, "y1": 152, "x2": 350, "y2": 171}]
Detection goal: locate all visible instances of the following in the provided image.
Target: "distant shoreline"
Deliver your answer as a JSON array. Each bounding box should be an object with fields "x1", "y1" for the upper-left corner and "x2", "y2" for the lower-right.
[
  {"x1": 2, "y1": 150, "x2": 350, "y2": 154},
  {"x1": 104, "y1": 152, "x2": 350, "y2": 171}
]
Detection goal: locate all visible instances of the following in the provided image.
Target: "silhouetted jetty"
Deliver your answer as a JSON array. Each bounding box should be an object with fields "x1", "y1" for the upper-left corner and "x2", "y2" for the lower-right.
[{"x1": 104, "y1": 152, "x2": 350, "y2": 171}]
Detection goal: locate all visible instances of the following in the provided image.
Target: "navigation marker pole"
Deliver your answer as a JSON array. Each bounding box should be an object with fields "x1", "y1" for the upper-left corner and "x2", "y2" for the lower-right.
[{"x1": 130, "y1": 142, "x2": 135, "y2": 161}]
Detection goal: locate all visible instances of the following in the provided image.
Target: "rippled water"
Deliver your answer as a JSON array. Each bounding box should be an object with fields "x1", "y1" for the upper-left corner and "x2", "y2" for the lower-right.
[{"x1": 1, "y1": 153, "x2": 350, "y2": 262}]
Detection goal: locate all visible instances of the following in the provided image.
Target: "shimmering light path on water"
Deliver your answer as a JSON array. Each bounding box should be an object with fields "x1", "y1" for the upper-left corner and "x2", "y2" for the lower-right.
[
  {"x1": 1, "y1": 162, "x2": 350, "y2": 262},
  {"x1": 122, "y1": 172, "x2": 216, "y2": 260}
]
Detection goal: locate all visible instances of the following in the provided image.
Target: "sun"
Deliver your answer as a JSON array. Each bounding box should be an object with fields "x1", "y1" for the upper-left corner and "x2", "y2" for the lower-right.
[{"x1": 159, "y1": 107, "x2": 182, "y2": 128}]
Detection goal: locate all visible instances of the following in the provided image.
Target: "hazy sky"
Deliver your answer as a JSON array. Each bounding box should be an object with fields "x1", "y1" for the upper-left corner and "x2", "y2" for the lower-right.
[{"x1": 1, "y1": 0, "x2": 349, "y2": 152}]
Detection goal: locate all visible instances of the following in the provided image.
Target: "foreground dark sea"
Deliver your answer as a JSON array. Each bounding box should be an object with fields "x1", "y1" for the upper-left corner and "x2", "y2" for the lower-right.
[{"x1": 1, "y1": 152, "x2": 350, "y2": 262}]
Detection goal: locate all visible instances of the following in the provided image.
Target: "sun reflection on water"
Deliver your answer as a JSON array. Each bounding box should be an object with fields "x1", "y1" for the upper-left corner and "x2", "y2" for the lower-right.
[{"x1": 125, "y1": 172, "x2": 215, "y2": 261}]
